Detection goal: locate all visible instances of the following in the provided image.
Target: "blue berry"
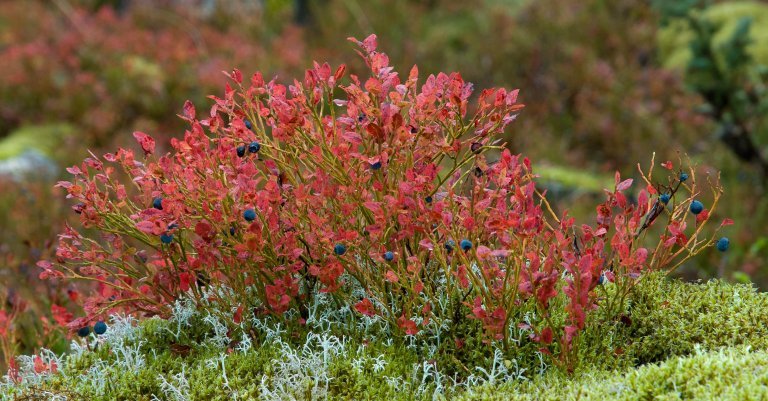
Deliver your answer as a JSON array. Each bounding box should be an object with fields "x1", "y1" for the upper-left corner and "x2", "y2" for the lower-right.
[
  {"x1": 425, "y1": 196, "x2": 433, "y2": 204},
  {"x1": 679, "y1": 172, "x2": 689, "y2": 182},
  {"x1": 334, "y1": 243, "x2": 347, "y2": 256},
  {"x1": 248, "y1": 141, "x2": 261, "y2": 153},
  {"x1": 152, "y1": 197, "x2": 163, "y2": 210},
  {"x1": 690, "y1": 200, "x2": 704, "y2": 215},
  {"x1": 460, "y1": 239, "x2": 472, "y2": 251},
  {"x1": 243, "y1": 208, "x2": 256, "y2": 222},
  {"x1": 77, "y1": 326, "x2": 91, "y2": 337},
  {"x1": 93, "y1": 321, "x2": 107, "y2": 335},
  {"x1": 236, "y1": 145, "x2": 246, "y2": 157},
  {"x1": 660, "y1": 193, "x2": 671, "y2": 204},
  {"x1": 598, "y1": 274, "x2": 605, "y2": 285},
  {"x1": 384, "y1": 251, "x2": 394, "y2": 261},
  {"x1": 229, "y1": 226, "x2": 236, "y2": 236},
  {"x1": 445, "y1": 240, "x2": 456, "y2": 253},
  {"x1": 370, "y1": 161, "x2": 382, "y2": 170},
  {"x1": 167, "y1": 223, "x2": 179, "y2": 230},
  {"x1": 716, "y1": 237, "x2": 730, "y2": 252},
  {"x1": 160, "y1": 233, "x2": 174, "y2": 244},
  {"x1": 244, "y1": 119, "x2": 253, "y2": 130}
]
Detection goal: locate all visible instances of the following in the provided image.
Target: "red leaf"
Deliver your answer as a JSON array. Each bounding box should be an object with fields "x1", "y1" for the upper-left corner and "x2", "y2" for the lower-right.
[
  {"x1": 721, "y1": 218, "x2": 734, "y2": 227},
  {"x1": 132, "y1": 131, "x2": 155, "y2": 155},
  {"x1": 183, "y1": 100, "x2": 196, "y2": 120},
  {"x1": 661, "y1": 161, "x2": 673, "y2": 170},
  {"x1": 616, "y1": 178, "x2": 633, "y2": 192}
]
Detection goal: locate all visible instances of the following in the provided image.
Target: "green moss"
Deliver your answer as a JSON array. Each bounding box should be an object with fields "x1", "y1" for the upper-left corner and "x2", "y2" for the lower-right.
[
  {"x1": 453, "y1": 346, "x2": 768, "y2": 401},
  {"x1": 625, "y1": 273, "x2": 768, "y2": 365}
]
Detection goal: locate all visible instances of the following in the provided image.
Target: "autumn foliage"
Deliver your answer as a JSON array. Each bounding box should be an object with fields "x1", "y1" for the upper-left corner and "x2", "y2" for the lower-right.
[{"x1": 45, "y1": 35, "x2": 729, "y2": 372}]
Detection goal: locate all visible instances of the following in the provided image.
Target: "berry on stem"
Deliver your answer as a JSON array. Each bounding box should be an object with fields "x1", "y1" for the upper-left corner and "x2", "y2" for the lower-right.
[
  {"x1": 716, "y1": 237, "x2": 730, "y2": 252},
  {"x1": 370, "y1": 161, "x2": 382, "y2": 170},
  {"x1": 334, "y1": 243, "x2": 347, "y2": 255},
  {"x1": 93, "y1": 321, "x2": 107, "y2": 335},
  {"x1": 445, "y1": 240, "x2": 456, "y2": 253},
  {"x1": 248, "y1": 141, "x2": 261, "y2": 153},
  {"x1": 244, "y1": 119, "x2": 253, "y2": 130},
  {"x1": 690, "y1": 200, "x2": 704, "y2": 215},
  {"x1": 680, "y1": 172, "x2": 689, "y2": 182},
  {"x1": 236, "y1": 145, "x2": 246, "y2": 158},
  {"x1": 243, "y1": 208, "x2": 256, "y2": 222},
  {"x1": 384, "y1": 251, "x2": 394, "y2": 261},
  {"x1": 77, "y1": 326, "x2": 91, "y2": 337},
  {"x1": 660, "y1": 193, "x2": 671, "y2": 204},
  {"x1": 460, "y1": 239, "x2": 472, "y2": 251},
  {"x1": 152, "y1": 197, "x2": 163, "y2": 210},
  {"x1": 160, "y1": 233, "x2": 174, "y2": 244}
]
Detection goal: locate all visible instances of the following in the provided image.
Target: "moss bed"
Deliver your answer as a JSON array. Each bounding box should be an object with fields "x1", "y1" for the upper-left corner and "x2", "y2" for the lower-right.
[{"x1": 3, "y1": 273, "x2": 768, "y2": 401}]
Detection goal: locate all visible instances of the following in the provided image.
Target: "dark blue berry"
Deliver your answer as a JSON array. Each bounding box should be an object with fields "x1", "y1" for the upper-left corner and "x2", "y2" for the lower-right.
[
  {"x1": 248, "y1": 141, "x2": 261, "y2": 153},
  {"x1": 152, "y1": 197, "x2": 163, "y2": 210},
  {"x1": 244, "y1": 119, "x2": 253, "y2": 130},
  {"x1": 167, "y1": 223, "x2": 179, "y2": 230},
  {"x1": 384, "y1": 251, "x2": 394, "y2": 262},
  {"x1": 93, "y1": 321, "x2": 107, "y2": 335},
  {"x1": 679, "y1": 172, "x2": 689, "y2": 182},
  {"x1": 445, "y1": 240, "x2": 456, "y2": 253},
  {"x1": 236, "y1": 145, "x2": 246, "y2": 157},
  {"x1": 244, "y1": 208, "x2": 256, "y2": 222},
  {"x1": 460, "y1": 239, "x2": 472, "y2": 251},
  {"x1": 370, "y1": 161, "x2": 382, "y2": 170},
  {"x1": 716, "y1": 237, "x2": 730, "y2": 252},
  {"x1": 77, "y1": 326, "x2": 91, "y2": 337},
  {"x1": 229, "y1": 226, "x2": 236, "y2": 236},
  {"x1": 334, "y1": 243, "x2": 347, "y2": 256},
  {"x1": 160, "y1": 233, "x2": 174, "y2": 244},
  {"x1": 660, "y1": 193, "x2": 671, "y2": 204},
  {"x1": 690, "y1": 200, "x2": 704, "y2": 215},
  {"x1": 425, "y1": 196, "x2": 433, "y2": 204}
]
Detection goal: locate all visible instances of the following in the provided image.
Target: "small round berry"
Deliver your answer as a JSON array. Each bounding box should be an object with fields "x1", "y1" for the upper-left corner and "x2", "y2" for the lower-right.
[
  {"x1": 470, "y1": 142, "x2": 482, "y2": 154},
  {"x1": 425, "y1": 196, "x2": 433, "y2": 204},
  {"x1": 690, "y1": 200, "x2": 704, "y2": 215},
  {"x1": 660, "y1": 193, "x2": 671, "y2": 204},
  {"x1": 229, "y1": 226, "x2": 236, "y2": 236},
  {"x1": 334, "y1": 243, "x2": 347, "y2": 256},
  {"x1": 244, "y1": 208, "x2": 257, "y2": 222},
  {"x1": 384, "y1": 251, "x2": 394, "y2": 262},
  {"x1": 77, "y1": 326, "x2": 91, "y2": 338},
  {"x1": 716, "y1": 237, "x2": 730, "y2": 252},
  {"x1": 152, "y1": 197, "x2": 163, "y2": 210},
  {"x1": 248, "y1": 141, "x2": 261, "y2": 153},
  {"x1": 244, "y1": 119, "x2": 253, "y2": 130},
  {"x1": 370, "y1": 161, "x2": 382, "y2": 170},
  {"x1": 680, "y1": 172, "x2": 689, "y2": 182},
  {"x1": 598, "y1": 274, "x2": 605, "y2": 285},
  {"x1": 236, "y1": 145, "x2": 246, "y2": 157},
  {"x1": 460, "y1": 239, "x2": 472, "y2": 251},
  {"x1": 93, "y1": 321, "x2": 107, "y2": 335},
  {"x1": 445, "y1": 240, "x2": 456, "y2": 253},
  {"x1": 160, "y1": 233, "x2": 174, "y2": 244}
]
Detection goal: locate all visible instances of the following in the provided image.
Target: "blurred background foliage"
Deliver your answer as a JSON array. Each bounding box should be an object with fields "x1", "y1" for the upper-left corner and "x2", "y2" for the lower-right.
[{"x1": 0, "y1": 0, "x2": 766, "y2": 368}]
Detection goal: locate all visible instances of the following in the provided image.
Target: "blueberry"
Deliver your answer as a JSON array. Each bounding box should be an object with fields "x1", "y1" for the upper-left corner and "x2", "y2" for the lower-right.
[
  {"x1": 660, "y1": 193, "x2": 671, "y2": 204},
  {"x1": 243, "y1": 208, "x2": 256, "y2": 222},
  {"x1": 244, "y1": 119, "x2": 253, "y2": 130},
  {"x1": 152, "y1": 197, "x2": 163, "y2": 210},
  {"x1": 370, "y1": 161, "x2": 382, "y2": 170},
  {"x1": 248, "y1": 141, "x2": 261, "y2": 153},
  {"x1": 93, "y1": 321, "x2": 107, "y2": 335},
  {"x1": 77, "y1": 326, "x2": 91, "y2": 337},
  {"x1": 460, "y1": 239, "x2": 472, "y2": 251},
  {"x1": 716, "y1": 237, "x2": 730, "y2": 252},
  {"x1": 236, "y1": 145, "x2": 246, "y2": 158},
  {"x1": 598, "y1": 274, "x2": 605, "y2": 285},
  {"x1": 160, "y1": 233, "x2": 174, "y2": 244},
  {"x1": 167, "y1": 223, "x2": 179, "y2": 230},
  {"x1": 384, "y1": 251, "x2": 394, "y2": 262},
  {"x1": 229, "y1": 226, "x2": 236, "y2": 236},
  {"x1": 334, "y1": 243, "x2": 347, "y2": 256},
  {"x1": 445, "y1": 240, "x2": 456, "y2": 253},
  {"x1": 690, "y1": 200, "x2": 704, "y2": 215},
  {"x1": 425, "y1": 196, "x2": 433, "y2": 204},
  {"x1": 679, "y1": 172, "x2": 689, "y2": 182}
]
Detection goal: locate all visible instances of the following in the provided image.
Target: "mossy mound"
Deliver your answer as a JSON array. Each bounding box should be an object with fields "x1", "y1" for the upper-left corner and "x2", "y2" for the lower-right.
[
  {"x1": 658, "y1": 1, "x2": 768, "y2": 71},
  {"x1": 3, "y1": 275, "x2": 768, "y2": 400}
]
